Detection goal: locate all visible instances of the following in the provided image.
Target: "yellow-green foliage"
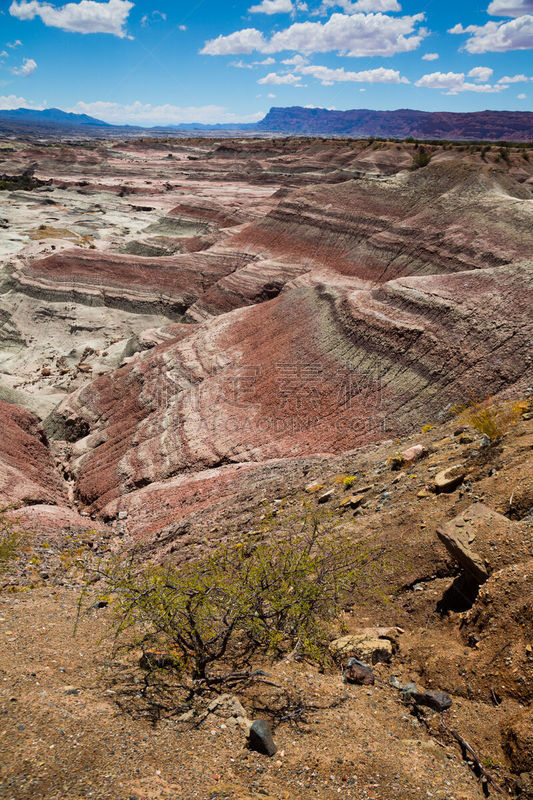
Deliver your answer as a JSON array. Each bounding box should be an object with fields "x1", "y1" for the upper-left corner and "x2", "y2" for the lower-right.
[
  {"x1": 455, "y1": 395, "x2": 526, "y2": 441},
  {"x1": 421, "y1": 424, "x2": 435, "y2": 434},
  {"x1": 85, "y1": 517, "x2": 382, "y2": 682},
  {"x1": 0, "y1": 508, "x2": 22, "y2": 574},
  {"x1": 342, "y1": 476, "x2": 357, "y2": 489}
]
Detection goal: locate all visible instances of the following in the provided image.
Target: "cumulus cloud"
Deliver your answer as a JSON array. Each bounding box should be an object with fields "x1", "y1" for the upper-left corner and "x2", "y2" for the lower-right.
[
  {"x1": 449, "y1": 16, "x2": 533, "y2": 52},
  {"x1": 497, "y1": 72, "x2": 529, "y2": 81},
  {"x1": 257, "y1": 71, "x2": 304, "y2": 84},
  {"x1": 422, "y1": 52, "x2": 439, "y2": 60},
  {"x1": 9, "y1": 0, "x2": 134, "y2": 38},
  {"x1": 201, "y1": 12, "x2": 427, "y2": 57},
  {"x1": 249, "y1": 0, "x2": 294, "y2": 13},
  {"x1": 11, "y1": 57, "x2": 37, "y2": 76},
  {"x1": 415, "y1": 70, "x2": 508, "y2": 93},
  {"x1": 319, "y1": 0, "x2": 401, "y2": 11},
  {"x1": 517, "y1": 92, "x2": 527, "y2": 97},
  {"x1": 71, "y1": 100, "x2": 265, "y2": 125},
  {"x1": 0, "y1": 93, "x2": 43, "y2": 109},
  {"x1": 7, "y1": 39, "x2": 23, "y2": 47},
  {"x1": 467, "y1": 66, "x2": 494, "y2": 81},
  {"x1": 298, "y1": 64, "x2": 409, "y2": 84},
  {"x1": 487, "y1": 0, "x2": 533, "y2": 16},
  {"x1": 141, "y1": 10, "x2": 166, "y2": 27},
  {"x1": 282, "y1": 53, "x2": 308, "y2": 65}
]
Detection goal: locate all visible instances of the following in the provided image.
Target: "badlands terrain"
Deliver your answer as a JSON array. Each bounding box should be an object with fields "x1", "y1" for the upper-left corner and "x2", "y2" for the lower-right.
[{"x1": 0, "y1": 136, "x2": 532, "y2": 800}]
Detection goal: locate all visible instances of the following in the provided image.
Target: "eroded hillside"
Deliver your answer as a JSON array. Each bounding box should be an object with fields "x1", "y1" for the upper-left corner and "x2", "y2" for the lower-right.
[{"x1": 0, "y1": 136, "x2": 532, "y2": 800}]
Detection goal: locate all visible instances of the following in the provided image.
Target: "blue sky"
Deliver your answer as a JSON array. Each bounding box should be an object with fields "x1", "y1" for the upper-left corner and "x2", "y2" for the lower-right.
[{"x1": 0, "y1": 0, "x2": 531, "y2": 124}]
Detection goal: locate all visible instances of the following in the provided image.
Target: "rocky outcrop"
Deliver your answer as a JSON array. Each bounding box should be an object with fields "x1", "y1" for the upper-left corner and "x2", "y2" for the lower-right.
[
  {"x1": 230, "y1": 163, "x2": 533, "y2": 279},
  {"x1": 10, "y1": 248, "x2": 252, "y2": 319},
  {"x1": 0, "y1": 400, "x2": 64, "y2": 504},
  {"x1": 45, "y1": 261, "x2": 532, "y2": 514}
]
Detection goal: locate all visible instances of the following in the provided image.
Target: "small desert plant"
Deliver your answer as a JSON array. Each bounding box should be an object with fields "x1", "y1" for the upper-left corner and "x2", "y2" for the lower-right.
[
  {"x1": 342, "y1": 475, "x2": 357, "y2": 489},
  {"x1": 411, "y1": 147, "x2": 432, "y2": 170},
  {"x1": 0, "y1": 507, "x2": 22, "y2": 575},
  {"x1": 80, "y1": 517, "x2": 384, "y2": 684},
  {"x1": 454, "y1": 395, "x2": 526, "y2": 442}
]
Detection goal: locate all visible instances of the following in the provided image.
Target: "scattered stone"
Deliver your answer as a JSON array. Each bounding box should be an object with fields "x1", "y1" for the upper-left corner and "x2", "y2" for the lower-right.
[
  {"x1": 344, "y1": 658, "x2": 374, "y2": 686},
  {"x1": 402, "y1": 444, "x2": 427, "y2": 464},
  {"x1": 338, "y1": 493, "x2": 365, "y2": 509},
  {"x1": 433, "y1": 465, "x2": 466, "y2": 493},
  {"x1": 437, "y1": 513, "x2": 490, "y2": 584},
  {"x1": 330, "y1": 631, "x2": 397, "y2": 664},
  {"x1": 459, "y1": 434, "x2": 474, "y2": 444},
  {"x1": 118, "y1": 511, "x2": 128, "y2": 520},
  {"x1": 411, "y1": 691, "x2": 452, "y2": 712},
  {"x1": 305, "y1": 481, "x2": 324, "y2": 494},
  {"x1": 317, "y1": 489, "x2": 335, "y2": 504},
  {"x1": 249, "y1": 720, "x2": 277, "y2": 757}
]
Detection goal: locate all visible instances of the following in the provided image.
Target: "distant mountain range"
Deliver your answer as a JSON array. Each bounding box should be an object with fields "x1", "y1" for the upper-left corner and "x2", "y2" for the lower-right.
[
  {"x1": 0, "y1": 105, "x2": 531, "y2": 141},
  {"x1": 258, "y1": 107, "x2": 533, "y2": 142}
]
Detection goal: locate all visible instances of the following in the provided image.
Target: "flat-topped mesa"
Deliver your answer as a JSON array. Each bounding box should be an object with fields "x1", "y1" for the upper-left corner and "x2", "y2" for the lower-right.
[
  {"x1": 0, "y1": 400, "x2": 65, "y2": 505},
  {"x1": 45, "y1": 261, "x2": 533, "y2": 513},
  {"x1": 229, "y1": 162, "x2": 533, "y2": 280},
  {"x1": 10, "y1": 248, "x2": 253, "y2": 319}
]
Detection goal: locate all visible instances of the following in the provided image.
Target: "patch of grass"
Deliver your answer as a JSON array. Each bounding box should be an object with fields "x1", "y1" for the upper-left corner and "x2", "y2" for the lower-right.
[{"x1": 454, "y1": 395, "x2": 527, "y2": 442}]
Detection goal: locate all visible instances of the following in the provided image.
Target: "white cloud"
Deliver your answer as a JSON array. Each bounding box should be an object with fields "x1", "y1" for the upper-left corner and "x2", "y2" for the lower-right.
[
  {"x1": 7, "y1": 39, "x2": 22, "y2": 47},
  {"x1": 449, "y1": 16, "x2": 533, "y2": 52},
  {"x1": 0, "y1": 50, "x2": 8, "y2": 58},
  {"x1": 0, "y1": 93, "x2": 43, "y2": 109},
  {"x1": 298, "y1": 64, "x2": 409, "y2": 84},
  {"x1": 497, "y1": 72, "x2": 529, "y2": 81},
  {"x1": 415, "y1": 70, "x2": 508, "y2": 93},
  {"x1": 487, "y1": 0, "x2": 533, "y2": 17},
  {"x1": 320, "y1": 0, "x2": 401, "y2": 11},
  {"x1": 141, "y1": 10, "x2": 166, "y2": 27},
  {"x1": 201, "y1": 12, "x2": 427, "y2": 57},
  {"x1": 422, "y1": 52, "x2": 439, "y2": 60},
  {"x1": 257, "y1": 71, "x2": 304, "y2": 84},
  {"x1": 249, "y1": 0, "x2": 294, "y2": 13},
  {"x1": 267, "y1": 92, "x2": 276, "y2": 97},
  {"x1": 178, "y1": 24, "x2": 187, "y2": 31},
  {"x1": 282, "y1": 53, "x2": 308, "y2": 65},
  {"x1": 71, "y1": 100, "x2": 265, "y2": 125},
  {"x1": 9, "y1": 0, "x2": 133, "y2": 38},
  {"x1": 230, "y1": 59, "x2": 254, "y2": 68},
  {"x1": 517, "y1": 92, "x2": 527, "y2": 97},
  {"x1": 11, "y1": 57, "x2": 37, "y2": 76},
  {"x1": 468, "y1": 66, "x2": 494, "y2": 81},
  {"x1": 255, "y1": 56, "x2": 276, "y2": 63}
]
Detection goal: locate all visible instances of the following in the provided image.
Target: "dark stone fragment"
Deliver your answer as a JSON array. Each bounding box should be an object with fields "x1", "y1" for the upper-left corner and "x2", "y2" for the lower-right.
[
  {"x1": 249, "y1": 719, "x2": 277, "y2": 757},
  {"x1": 344, "y1": 658, "x2": 374, "y2": 686},
  {"x1": 411, "y1": 691, "x2": 452, "y2": 712}
]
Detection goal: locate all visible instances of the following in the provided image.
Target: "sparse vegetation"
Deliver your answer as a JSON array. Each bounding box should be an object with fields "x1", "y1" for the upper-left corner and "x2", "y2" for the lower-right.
[
  {"x1": 411, "y1": 147, "x2": 432, "y2": 170},
  {"x1": 0, "y1": 507, "x2": 22, "y2": 577},
  {"x1": 81, "y1": 517, "x2": 384, "y2": 686},
  {"x1": 454, "y1": 395, "x2": 527, "y2": 441}
]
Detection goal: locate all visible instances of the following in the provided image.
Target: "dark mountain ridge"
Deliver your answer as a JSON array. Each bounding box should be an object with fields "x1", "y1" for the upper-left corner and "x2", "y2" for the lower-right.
[{"x1": 0, "y1": 105, "x2": 532, "y2": 141}]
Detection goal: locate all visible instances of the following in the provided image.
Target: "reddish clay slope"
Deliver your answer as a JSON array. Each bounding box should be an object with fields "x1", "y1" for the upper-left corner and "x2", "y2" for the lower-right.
[
  {"x1": 0, "y1": 401, "x2": 64, "y2": 505},
  {"x1": 11, "y1": 249, "x2": 252, "y2": 318},
  {"x1": 228, "y1": 163, "x2": 532, "y2": 280},
  {"x1": 46, "y1": 261, "x2": 533, "y2": 513}
]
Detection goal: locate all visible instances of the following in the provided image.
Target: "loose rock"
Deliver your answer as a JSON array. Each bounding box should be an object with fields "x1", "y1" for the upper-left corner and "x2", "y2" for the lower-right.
[
  {"x1": 249, "y1": 719, "x2": 277, "y2": 757},
  {"x1": 344, "y1": 658, "x2": 375, "y2": 685}
]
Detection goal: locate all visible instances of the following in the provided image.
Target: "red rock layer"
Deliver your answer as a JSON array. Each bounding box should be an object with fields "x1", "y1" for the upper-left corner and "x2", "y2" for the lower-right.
[
  {"x1": 11, "y1": 248, "x2": 252, "y2": 318},
  {"x1": 229, "y1": 163, "x2": 532, "y2": 280},
  {"x1": 47, "y1": 261, "x2": 533, "y2": 513},
  {"x1": 0, "y1": 401, "x2": 64, "y2": 505}
]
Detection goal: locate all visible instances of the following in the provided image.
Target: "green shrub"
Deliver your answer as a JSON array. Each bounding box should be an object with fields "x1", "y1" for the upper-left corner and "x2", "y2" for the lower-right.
[
  {"x1": 454, "y1": 395, "x2": 526, "y2": 441},
  {"x1": 411, "y1": 147, "x2": 432, "y2": 170},
  {"x1": 0, "y1": 508, "x2": 22, "y2": 575},
  {"x1": 82, "y1": 518, "x2": 384, "y2": 684}
]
